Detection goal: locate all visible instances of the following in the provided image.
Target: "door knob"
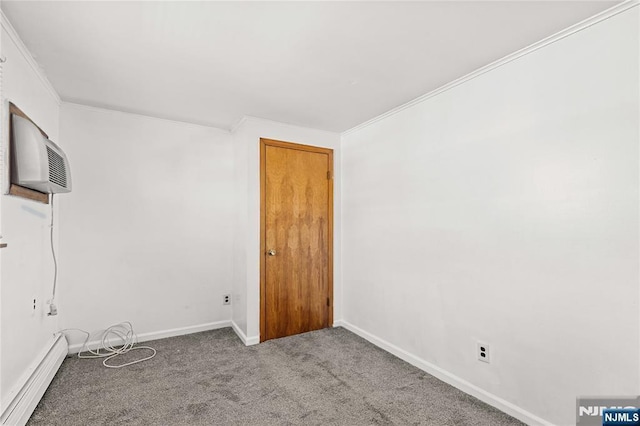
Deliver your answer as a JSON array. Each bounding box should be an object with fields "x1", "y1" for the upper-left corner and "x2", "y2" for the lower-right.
[{"x1": 267, "y1": 249, "x2": 276, "y2": 256}]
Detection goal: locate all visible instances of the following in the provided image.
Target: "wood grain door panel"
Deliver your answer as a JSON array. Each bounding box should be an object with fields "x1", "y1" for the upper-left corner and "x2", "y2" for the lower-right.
[{"x1": 261, "y1": 139, "x2": 333, "y2": 341}]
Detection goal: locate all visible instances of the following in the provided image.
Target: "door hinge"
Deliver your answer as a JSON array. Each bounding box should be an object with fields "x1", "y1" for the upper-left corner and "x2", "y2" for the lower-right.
[
  {"x1": 327, "y1": 297, "x2": 330, "y2": 307},
  {"x1": 327, "y1": 170, "x2": 332, "y2": 180}
]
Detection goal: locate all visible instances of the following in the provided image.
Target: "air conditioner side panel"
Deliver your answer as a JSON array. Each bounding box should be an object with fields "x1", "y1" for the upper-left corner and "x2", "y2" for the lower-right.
[{"x1": 11, "y1": 115, "x2": 48, "y2": 188}]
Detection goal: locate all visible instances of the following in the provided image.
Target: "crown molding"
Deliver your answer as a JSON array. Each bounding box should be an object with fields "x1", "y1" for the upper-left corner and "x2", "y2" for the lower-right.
[
  {"x1": 0, "y1": 10, "x2": 61, "y2": 105},
  {"x1": 342, "y1": 0, "x2": 639, "y2": 136}
]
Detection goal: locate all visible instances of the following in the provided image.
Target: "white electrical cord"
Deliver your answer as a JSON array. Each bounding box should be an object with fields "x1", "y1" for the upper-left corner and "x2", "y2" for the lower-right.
[
  {"x1": 62, "y1": 322, "x2": 157, "y2": 368},
  {"x1": 48, "y1": 193, "x2": 58, "y2": 316}
]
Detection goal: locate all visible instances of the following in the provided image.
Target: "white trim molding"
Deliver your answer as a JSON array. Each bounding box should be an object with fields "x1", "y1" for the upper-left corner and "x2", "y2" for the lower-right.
[
  {"x1": 342, "y1": 0, "x2": 640, "y2": 136},
  {"x1": 1, "y1": 333, "x2": 68, "y2": 426},
  {"x1": 332, "y1": 320, "x2": 347, "y2": 328},
  {"x1": 335, "y1": 320, "x2": 554, "y2": 426},
  {"x1": 0, "y1": 11, "x2": 61, "y2": 105},
  {"x1": 66, "y1": 320, "x2": 232, "y2": 354},
  {"x1": 231, "y1": 321, "x2": 259, "y2": 346}
]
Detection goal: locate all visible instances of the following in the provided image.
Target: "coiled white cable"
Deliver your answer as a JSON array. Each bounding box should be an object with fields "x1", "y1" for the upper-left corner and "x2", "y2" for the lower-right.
[{"x1": 62, "y1": 322, "x2": 156, "y2": 368}]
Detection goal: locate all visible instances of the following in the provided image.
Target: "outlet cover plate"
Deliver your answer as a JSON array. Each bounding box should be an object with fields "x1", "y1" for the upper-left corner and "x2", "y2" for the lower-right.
[{"x1": 477, "y1": 342, "x2": 490, "y2": 363}]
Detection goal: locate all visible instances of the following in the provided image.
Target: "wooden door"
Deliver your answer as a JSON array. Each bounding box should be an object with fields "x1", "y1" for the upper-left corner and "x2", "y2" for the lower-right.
[{"x1": 260, "y1": 138, "x2": 333, "y2": 342}]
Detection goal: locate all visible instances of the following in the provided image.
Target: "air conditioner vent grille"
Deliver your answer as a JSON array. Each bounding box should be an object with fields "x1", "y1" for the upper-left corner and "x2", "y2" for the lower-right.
[{"x1": 46, "y1": 146, "x2": 67, "y2": 188}]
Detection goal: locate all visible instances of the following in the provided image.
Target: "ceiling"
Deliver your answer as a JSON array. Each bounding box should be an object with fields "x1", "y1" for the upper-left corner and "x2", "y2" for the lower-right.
[{"x1": 2, "y1": 1, "x2": 619, "y2": 132}]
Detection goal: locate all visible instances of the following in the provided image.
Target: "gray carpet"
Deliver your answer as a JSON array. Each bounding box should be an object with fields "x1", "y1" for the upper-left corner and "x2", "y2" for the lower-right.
[{"x1": 28, "y1": 327, "x2": 523, "y2": 425}]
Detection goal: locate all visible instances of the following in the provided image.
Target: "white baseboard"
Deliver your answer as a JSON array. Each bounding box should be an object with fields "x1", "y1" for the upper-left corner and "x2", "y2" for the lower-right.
[
  {"x1": 231, "y1": 321, "x2": 259, "y2": 346},
  {"x1": 336, "y1": 320, "x2": 553, "y2": 426},
  {"x1": 1, "y1": 333, "x2": 68, "y2": 426},
  {"x1": 67, "y1": 320, "x2": 232, "y2": 354}
]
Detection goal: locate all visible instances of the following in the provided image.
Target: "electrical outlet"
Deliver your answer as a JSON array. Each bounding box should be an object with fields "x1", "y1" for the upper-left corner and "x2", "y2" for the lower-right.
[
  {"x1": 477, "y1": 342, "x2": 490, "y2": 363},
  {"x1": 33, "y1": 299, "x2": 36, "y2": 311},
  {"x1": 223, "y1": 294, "x2": 231, "y2": 305}
]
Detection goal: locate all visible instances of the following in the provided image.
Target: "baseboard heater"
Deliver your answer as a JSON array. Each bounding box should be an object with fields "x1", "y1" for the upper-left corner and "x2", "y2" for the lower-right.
[{"x1": 0, "y1": 333, "x2": 67, "y2": 426}]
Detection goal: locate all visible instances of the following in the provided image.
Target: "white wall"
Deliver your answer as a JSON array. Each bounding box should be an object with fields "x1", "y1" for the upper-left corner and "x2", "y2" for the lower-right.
[
  {"x1": 58, "y1": 103, "x2": 235, "y2": 346},
  {"x1": 0, "y1": 17, "x2": 61, "y2": 411},
  {"x1": 231, "y1": 117, "x2": 341, "y2": 342},
  {"x1": 341, "y1": 7, "x2": 639, "y2": 426}
]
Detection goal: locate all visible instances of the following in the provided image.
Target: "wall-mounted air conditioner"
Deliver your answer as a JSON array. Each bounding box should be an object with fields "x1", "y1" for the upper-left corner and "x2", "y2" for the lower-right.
[{"x1": 11, "y1": 114, "x2": 72, "y2": 194}]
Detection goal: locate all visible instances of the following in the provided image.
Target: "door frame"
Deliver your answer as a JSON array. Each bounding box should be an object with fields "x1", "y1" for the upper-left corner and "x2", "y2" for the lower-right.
[{"x1": 260, "y1": 138, "x2": 334, "y2": 342}]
